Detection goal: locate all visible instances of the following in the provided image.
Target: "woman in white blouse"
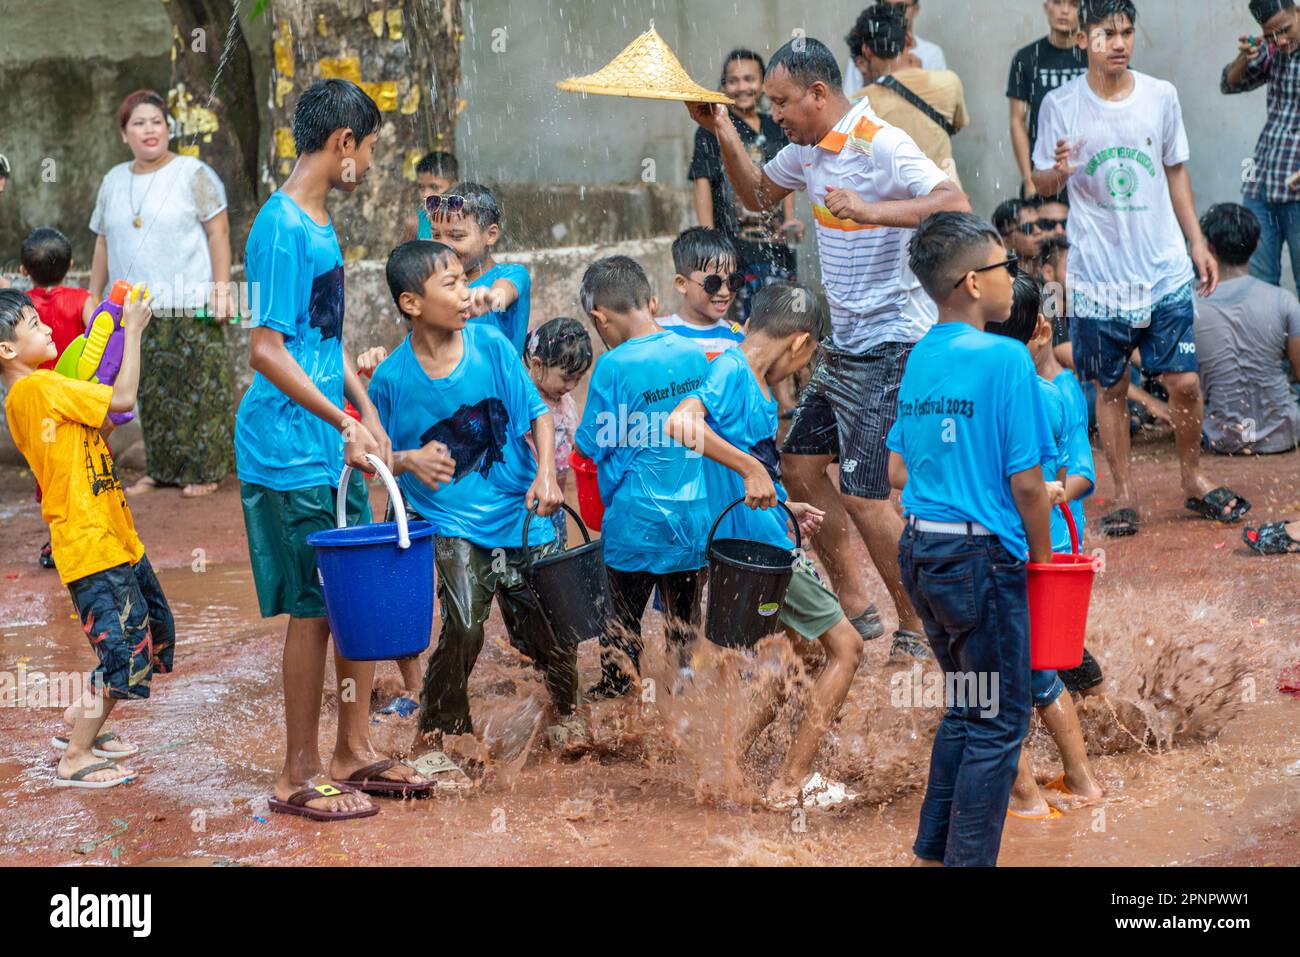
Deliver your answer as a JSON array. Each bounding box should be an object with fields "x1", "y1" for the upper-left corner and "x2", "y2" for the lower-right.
[{"x1": 89, "y1": 89, "x2": 235, "y2": 498}]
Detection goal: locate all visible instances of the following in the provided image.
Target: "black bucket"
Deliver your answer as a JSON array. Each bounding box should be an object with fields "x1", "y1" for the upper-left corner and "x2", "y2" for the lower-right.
[
  {"x1": 522, "y1": 502, "x2": 609, "y2": 648},
  {"x1": 705, "y1": 498, "x2": 802, "y2": 649}
]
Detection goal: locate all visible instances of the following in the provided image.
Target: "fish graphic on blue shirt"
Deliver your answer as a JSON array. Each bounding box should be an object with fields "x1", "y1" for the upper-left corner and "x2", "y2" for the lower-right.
[
  {"x1": 748, "y1": 437, "x2": 782, "y2": 484},
  {"x1": 419, "y1": 398, "x2": 510, "y2": 482},
  {"x1": 308, "y1": 263, "x2": 345, "y2": 341}
]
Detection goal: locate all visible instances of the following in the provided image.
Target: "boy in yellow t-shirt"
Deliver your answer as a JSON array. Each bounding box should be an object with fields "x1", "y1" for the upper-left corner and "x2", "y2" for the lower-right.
[{"x1": 0, "y1": 288, "x2": 173, "y2": 790}]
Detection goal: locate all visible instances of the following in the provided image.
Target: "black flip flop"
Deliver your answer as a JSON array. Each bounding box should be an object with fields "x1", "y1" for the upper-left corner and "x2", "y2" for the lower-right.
[
  {"x1": 1185, "y1": 486, "x2": 1252, "y2": 524},
  {"x1": 1099, "y1": 507, "x2": 1140, "y2": 537},
  {"x1": 1242, "y1": 522, "x2": 1300, "y2": 555}
]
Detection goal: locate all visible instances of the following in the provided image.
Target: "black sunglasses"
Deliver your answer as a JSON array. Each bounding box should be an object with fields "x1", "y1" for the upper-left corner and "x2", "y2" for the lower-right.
[
  {"x1": 425, "y1": 194, "x2": 468, "y2": 218},
  {"x1": 691, "y1": 272, "x2": 746, "y2": 295},
  {"x1": 953, "y1": 255, "x2": 1019, "y2": 289}
]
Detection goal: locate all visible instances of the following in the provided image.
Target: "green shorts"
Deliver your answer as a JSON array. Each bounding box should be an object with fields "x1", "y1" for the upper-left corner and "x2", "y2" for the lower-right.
[
  {"x1": 239, "y1": 474, "x2": 371, "y2": 619},
  {"x1": 780, "y1": 557, "x2": 845, "y2": 641}
]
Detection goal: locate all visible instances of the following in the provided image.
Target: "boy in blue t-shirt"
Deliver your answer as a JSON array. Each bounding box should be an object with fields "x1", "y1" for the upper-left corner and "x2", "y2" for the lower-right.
[
  {"x1": 885, "y1": 212, "x2": 1055, "y2": 867},
  {"x1": 658, "y1": 227, "x2": 745, "y2": 359},
  {"x1": 368, "y1": 241, "x2": 569, "y2": 756},
  {"x1": 574, "y1": 256, "x2": 710, "y2": 700},
  {"x1": 235, "y1": 80, "x2": 433, "y2": 822},
  {"x1": 666, "y1": 282, "x2": 865, "y2": 810},
  {"x1": 403, "y1": 150, "x2": 458, "y2": 243},
  {"x1": 987, "y1": 275, "x2": 1105, "y2": 819},
  {"x1": 425, "y1": 182, "x2": 531, "y2": 355}
]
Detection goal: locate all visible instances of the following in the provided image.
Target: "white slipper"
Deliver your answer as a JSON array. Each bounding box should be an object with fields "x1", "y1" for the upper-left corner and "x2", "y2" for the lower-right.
[
  {"x1": 767, "y1": 772, "x2": 860, "y2": 811},
  {"x1": 403, "y1": 751, "x2": 473, "y2": 790},
  {"x1": 51, "y1": 731, "x2": 139, "y2": 760},
  {"x1": 53, "y1": 760, "x2": 136, "y2": 789},
  {"x1": 1285, "y1": 758, "x2": 1300, "y2": 777}
]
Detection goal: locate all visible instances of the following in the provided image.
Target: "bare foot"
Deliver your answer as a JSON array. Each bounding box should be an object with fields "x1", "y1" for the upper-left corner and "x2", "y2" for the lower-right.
[
  {"x1": 274, "y1": 775, "x2": 373, "y2": 814},
  {"x1": 126, "y1": 475, "x2": 160, "y2": 497},
  {"x1": 1057, "y1": 769, "x2": 1105, "y2": 802},
  {"x1": 1008, "y1": 782, "x2": 1051, "y2": 818},
  {"x1": 181, "y1": 482, "x2": 219, "y2": 498}
]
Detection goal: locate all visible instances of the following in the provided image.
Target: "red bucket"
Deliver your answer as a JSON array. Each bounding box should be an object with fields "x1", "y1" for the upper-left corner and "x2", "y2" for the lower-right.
[
  {"x1": 1027, "y1": 505, "x2": 1097, "y2": 670},
  {"x1": 569, "y1": 450, "x2": 603, "y2": 531}
]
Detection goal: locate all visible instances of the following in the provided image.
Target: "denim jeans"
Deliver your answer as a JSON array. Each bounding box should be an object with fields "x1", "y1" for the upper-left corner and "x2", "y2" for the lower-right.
[
  {"x1": 898, "y1": 526, "x2": 1033, "y2": 867},
  {"x1": 1243, "y1": 196, "x2": 1300, "y2": 289}
]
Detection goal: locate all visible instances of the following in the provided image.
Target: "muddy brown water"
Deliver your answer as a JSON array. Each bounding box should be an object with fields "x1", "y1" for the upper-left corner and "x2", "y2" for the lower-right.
[{"x1": 0, "y1": 443, "x2": 1297, "y2": 866}]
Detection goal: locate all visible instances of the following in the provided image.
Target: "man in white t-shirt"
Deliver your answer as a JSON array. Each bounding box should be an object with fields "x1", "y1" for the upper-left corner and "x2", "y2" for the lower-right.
[
  {"x1": 687, "y1": 35, "x2": 969, "y2": 660},
  {"x1": 843, "y1": 0, "x2": 947, "y2": 95},
  {"x1": 1033, "y1": 0, "x2": 1251, "y2": 537}
]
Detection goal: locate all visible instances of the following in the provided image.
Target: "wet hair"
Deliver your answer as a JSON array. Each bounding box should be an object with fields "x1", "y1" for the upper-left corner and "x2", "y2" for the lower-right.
[
  {"x1": 117, "y1": 89, "x2": 167, "y2": 130},
  {"x1": 1251, "y1": 0, "x2": 1295, "y2": 26},
  {"x1": 1040, "y1": 235, "x2": 1071, "y2": 270},
  {"x1": 1038, "y1": 192, "x2": 1070, "y2": 209},
  {"x1": 385, "y1": 240, "x2": 460, "y2": 313},
  {"x1": 440, "y1": 182, "x2": 501, "y2": 231},
  {"x1": 0, "y1": 152, "x2": 10, "y2": 179},
  {"x1": 987, "y1": 274, "x2": 1044, "y2": 345},
  {"x1": 20, "y1": 227, "x2": 73, "y2": 287},
  {"x1": 1200, "y1": 203, "x2": 1261, "y2": 266},
  {"x1": 767, "y1": 36, "x2": 842, "y2": 90},
  {"x1": 0, "y1": 289, "x2": 35, "y2": 346},
  {"x1": 416, "y1": 150, "x2": 458, "y2": 180},
  {"x1": 292, "y1": 79, "x2": 382, "y2": 155},
  {"x1": 720, "y1": 48, "x2": 766, "y2": 86},
  {"x1": 1079, "y1": 0, "x2": 1137, "y2": 29},
  {"x1": 525, "y1": 316, "x2": 594, "y2": 377},
  {"x1": 992, "y1": 198, "x2": 1024, "y2": 236},
  {"x1": 908, "y1": 212, "x2": 1004, "y2": 299},
  {"x1": 848, "y1": 4, "x2": 910, "y2": 60},
  {"x1": 580, "y1": 256, "x2": 653, "y2": 317},
  {"x1": 672, "y1": 227, "x2": 738, "y2": 277},
  {"x1": 746, "y1": 282, "x2": 830, "y2": 342}
]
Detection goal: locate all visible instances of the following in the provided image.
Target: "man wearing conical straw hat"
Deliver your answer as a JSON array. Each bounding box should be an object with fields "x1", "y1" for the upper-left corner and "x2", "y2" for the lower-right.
[{"x1": 685, "y1": 37, "x2": 969, "y2": 665}]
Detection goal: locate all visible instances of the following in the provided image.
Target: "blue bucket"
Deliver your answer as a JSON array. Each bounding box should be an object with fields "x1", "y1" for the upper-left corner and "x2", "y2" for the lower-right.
[{"x1": 306, "y1": 454, "x2": 436, "y2": 662}]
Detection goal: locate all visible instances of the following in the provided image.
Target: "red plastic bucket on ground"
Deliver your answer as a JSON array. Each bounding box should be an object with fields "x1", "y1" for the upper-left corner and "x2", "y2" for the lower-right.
[
  {"x1": 1027, "y1": 505, "x2": 1097, "y2": 670},
  {"x1": 569, "y1": 450, "x2": 603, "y2": 531}
]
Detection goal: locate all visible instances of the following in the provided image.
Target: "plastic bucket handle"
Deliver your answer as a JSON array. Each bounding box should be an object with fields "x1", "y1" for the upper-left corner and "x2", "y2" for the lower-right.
[
  {"x1": 335, "y1": 453, "x2": 411, "y2": 549},
  {"x1": 1061, "y1": 502, "x2": 1080, "y2": 555},
  {"x1": 706, "y1": 497, "x2": 803, "y2": 555},
  {"x1": 522, "y1": 501, "x2": 593, "y2": 566}
]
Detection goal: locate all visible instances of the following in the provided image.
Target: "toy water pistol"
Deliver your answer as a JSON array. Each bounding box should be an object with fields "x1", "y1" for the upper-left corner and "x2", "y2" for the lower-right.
[{"x1": 54, "y1": 279, "x2": 148, "y2": 425}]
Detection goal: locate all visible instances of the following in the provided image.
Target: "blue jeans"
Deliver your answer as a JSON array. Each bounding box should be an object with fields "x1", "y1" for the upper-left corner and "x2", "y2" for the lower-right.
[
  {"x1": 1243, "y1": 196, "x2": 1300, "y2": 288},
  {"x1": 898, "y1": 526, "x2": 1033, "y2": 867}
]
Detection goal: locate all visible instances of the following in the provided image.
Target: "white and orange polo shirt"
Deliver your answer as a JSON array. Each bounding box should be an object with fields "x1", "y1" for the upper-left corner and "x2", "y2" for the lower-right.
[{"x1": 763, "y1": 97, "x2": 950, "y2": 354}]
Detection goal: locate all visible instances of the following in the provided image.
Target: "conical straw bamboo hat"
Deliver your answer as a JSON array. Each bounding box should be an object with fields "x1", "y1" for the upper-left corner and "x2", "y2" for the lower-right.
[{"x1": 557, "y1": 24, "x2": 734, "y2": 104}]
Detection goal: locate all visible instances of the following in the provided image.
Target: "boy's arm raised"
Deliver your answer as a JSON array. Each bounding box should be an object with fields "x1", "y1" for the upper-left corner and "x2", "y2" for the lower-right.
[
  {"x1": 108, "y1": 295, "x2": 152, "y2": 414},
  {"x1": 666, "y1": 397, "x2": 777, "y2": 508},
  {"x1": 249, "y1": 326, "x2": 381, "y2": 470},
  {"x1": 1009, "y1": 466, "x2": 1053, "y2": 565}
]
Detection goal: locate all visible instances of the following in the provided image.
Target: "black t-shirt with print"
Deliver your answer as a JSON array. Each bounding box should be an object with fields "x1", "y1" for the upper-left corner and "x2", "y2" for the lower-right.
[
  {"x1": 1007, "y1": 37, "x2": 1088, "y2": 154},
  {"x1": 688, "y1": 110, "x2": 788, "y2": 242}
]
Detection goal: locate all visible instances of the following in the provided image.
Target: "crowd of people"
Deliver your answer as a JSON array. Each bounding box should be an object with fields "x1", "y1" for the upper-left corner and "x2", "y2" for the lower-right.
[{"x1": 1, "y1": 0, "x2": 1298, "y2": 866}]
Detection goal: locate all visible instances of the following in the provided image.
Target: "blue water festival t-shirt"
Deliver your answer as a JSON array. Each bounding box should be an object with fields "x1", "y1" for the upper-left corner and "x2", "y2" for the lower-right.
[
  {"x1": 1052, "y1": 368, "x2": 1095, "y2": 552},
  {"x1": 575, "y1": 330, "x2": 710, "y2": 574},
  {"x1": 470, "y1": 263, "x2": 531, "y2": 355},
  {"x1": 236, "y1": 190, "x2": 350, "y2": 491},
  {"x1": 368, "y1": 323, "x2": 554, "y2": 551},
  {"x1": 886, "y1": 321, "x2": 1056, "y2": 559},
  {"x1": 693, "y1": 348, "x2": 792, "y2": 550}
]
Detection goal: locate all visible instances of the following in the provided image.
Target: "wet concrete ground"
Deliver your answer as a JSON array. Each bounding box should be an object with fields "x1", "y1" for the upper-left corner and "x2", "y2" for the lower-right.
[{"x1": 0, "y1": 439, "x2": 1297, "y2": 867}]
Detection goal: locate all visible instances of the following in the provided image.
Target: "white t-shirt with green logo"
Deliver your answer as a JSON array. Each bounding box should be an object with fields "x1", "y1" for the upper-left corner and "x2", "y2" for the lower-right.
[{"x1": 1034, "y1": 71, "x2": 1194, "y2": 320}]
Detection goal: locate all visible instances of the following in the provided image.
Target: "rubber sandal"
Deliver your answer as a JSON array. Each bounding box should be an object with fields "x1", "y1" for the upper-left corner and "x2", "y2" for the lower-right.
[
  {"x1": 1184, "y1": 486, "x2": 1251, "y2": 524},
  {"x1": 51, "y1": 731, "x2": 139, "y2": 761},
  {"x1": 53, "y1": 760, "x2": 136, "y2": 789},
  {"x1": 403, "y1": 751, "x2": 474, "y2": 790},
  {"x1": 1242, "y1": 522, "x2": 1300, "y2": 555},
  {"x1": 1099, "y1": 508, "x2": 1140, "y2": 537},
  {"x1": 1007, "y1": 805, "x2": 1063, "y2": 821},
  {"x1": 1043, "y1": 774, "x2": 1076, "y2": 797},
  {"x1": 268, "y1": 782, "x2": 379, "y2": 821},
  {"x1": 336, "y1": 759, "x2": 436, "y2": 797},
  {"x1": 765, "y1": 772, "x2": 860, "y2": 811},
  {"x1": 850, "y1": 604, "x2": 885, "y2": 641},
  {"x1": 889, "y1": 630, "x2": 933, "y2": 661}
]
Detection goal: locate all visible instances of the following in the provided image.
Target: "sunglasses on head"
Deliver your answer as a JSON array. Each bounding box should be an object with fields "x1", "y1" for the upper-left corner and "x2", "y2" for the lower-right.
[
  {"x1": 953, "y1": 254, "x2": 1019, "y2": 289},
  {"x1": 691, "y1": 272, "x2": 746, "y2": 295},
  {"x1": 425, "y1": 194, "x2": 469, "y2": 218}
]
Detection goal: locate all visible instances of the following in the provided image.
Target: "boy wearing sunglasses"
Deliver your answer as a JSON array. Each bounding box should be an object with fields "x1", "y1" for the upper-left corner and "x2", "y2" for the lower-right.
[
  {"x1": 659, "y1": 227, "x2": 746, "y2": 360},
  {"x1": 426, "y1": 182, "x2": 531, "y2": 355},
  {"x1": 888, "y1": 212, "x2": 1055, "y2": 866}
]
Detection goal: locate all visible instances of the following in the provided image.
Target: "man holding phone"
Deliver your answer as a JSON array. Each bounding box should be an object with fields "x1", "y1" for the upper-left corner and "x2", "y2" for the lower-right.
[{"x1": 1222, "y1": 0, "x2": 1300, "y2": 288}]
